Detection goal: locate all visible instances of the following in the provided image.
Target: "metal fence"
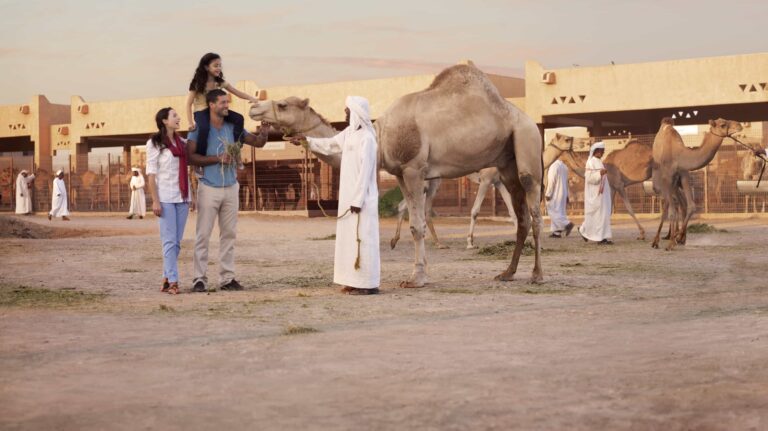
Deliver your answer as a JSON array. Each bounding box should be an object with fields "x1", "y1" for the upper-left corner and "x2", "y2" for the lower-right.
[{"x1": 2, "y1": 129, "x2": 766, "y2": 215}]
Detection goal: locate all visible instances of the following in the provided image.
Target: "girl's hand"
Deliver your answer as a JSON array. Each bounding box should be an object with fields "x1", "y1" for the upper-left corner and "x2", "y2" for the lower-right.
[
  {"x1": 189, "y1": 122, "x2": 197, "y2": 131},
  {"x1": 152, "y1": 202, "x2": 162, "y2": 217}
]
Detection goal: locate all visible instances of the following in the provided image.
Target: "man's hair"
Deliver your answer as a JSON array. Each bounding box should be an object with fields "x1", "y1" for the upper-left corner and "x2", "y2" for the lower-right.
[{"x1": 206, "y1": 89, "x2": 227, "y2": 107}]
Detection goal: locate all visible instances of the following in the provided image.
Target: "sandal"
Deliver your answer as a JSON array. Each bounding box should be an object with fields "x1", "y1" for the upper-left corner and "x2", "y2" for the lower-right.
[
  {"x1": 160, "y1": 278, "x2": 170, "y2": 293},
  {"x1": 167, "y1": 282, "x2": 179, "y2": 295}
]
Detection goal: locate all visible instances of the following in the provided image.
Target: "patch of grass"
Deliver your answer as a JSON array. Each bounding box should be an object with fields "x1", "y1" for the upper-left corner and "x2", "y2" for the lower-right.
[
  {"x1": 309, "y1": 234, "x2": 336, "y2": 241},
  {"x1": 477, "y1": 240, "x2": 536, "y2": 258},
  {"x1": 434, "y1": 288, "x2": 476, "y2": 294},
  {"x1": 120, "y1": 268, "x2": 146, "y2": 273},
  {"x1": 270, "y1": 275, "x2": 332, "y2": 288},
  {"x1": 0, "y1": 285, "x2": 106, "y2": 308},
  {"x1": 282, "y1": 325, "x2": 320, "y2": 336},
  {"x1": 158, "y1": 304, "x2": 175, "y2": 312},
  {"x1": 379, "y1": 186, "x2": 403, "y2": 217},
  {"x1": 296, "y1": 292, "x2": 311, "y2": 298},
  {"x1": 687, "y1": 223, "x2": 727, "y2": 234}
]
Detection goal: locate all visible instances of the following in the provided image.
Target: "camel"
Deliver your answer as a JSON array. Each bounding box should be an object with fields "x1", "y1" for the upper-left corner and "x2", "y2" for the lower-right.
[
  {"x1": 650, "y1": 117, "x2": 743, "y2": 250},
  {"x1": 247, "y1": 96, "x2": 447, "y2": 245},
  {"x1": 463, "y1": 133, "x2": 593, "y2": 248},
  {"x1": 251, "y1": 63, "x2": 544, "y2": 286},
  {"x1": 558, "y1": 136, "x2": 654, "y2": 240}
]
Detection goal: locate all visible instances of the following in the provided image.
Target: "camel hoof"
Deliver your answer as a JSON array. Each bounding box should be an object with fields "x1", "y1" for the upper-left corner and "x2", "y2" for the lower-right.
[
  {"x1": 390, "y1": 238, "x2": 398, "y2": 250},
  {"x1": 637, "y1": 235, "x2": 645, "y2": 241},
  {"x1": 399, "y1": 280, "x2": 425, "y2": 289},
  {"x1": 436, "y1": 244, "x2": 450, "y2": 250},
  {"x1": 494, "y1": 272, "x2": 514, "y2": 282},
  {"x1": 651, "y1": 242, "x2": 659, "y2": 249},
  {"x1": 529, "y1": 274, "x2": 544, "y2": 284},
  {"x1": 466, "y1": 244, "x2": 478, "y2": 250}
]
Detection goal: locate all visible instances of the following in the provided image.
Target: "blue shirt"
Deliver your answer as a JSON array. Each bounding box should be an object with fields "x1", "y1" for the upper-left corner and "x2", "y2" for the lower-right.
[{"x1": 188, "y1": 122, "x2": 238, "y2": 188}]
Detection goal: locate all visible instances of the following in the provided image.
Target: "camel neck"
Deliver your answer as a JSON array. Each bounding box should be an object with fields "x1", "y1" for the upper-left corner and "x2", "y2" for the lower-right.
[
  {"x1": 679, "y1": 132, "x2": 724, "y2": 171},
  {"x1": 560, "y1": 151, "x2": 587, "y2": 178}
]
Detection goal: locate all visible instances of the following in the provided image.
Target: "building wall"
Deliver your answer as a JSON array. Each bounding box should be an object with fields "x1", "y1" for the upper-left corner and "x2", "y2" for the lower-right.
[{"x1": 525, "y1": 52, "x2": 768, "y2": 123}]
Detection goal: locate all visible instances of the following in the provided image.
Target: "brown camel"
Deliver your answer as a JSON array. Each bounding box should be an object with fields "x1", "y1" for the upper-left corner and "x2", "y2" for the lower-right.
[
  {"x1": 650, "y1": 117, "x2": 743, "y2": 250},
  {"x1": 251, "y1": 63, "x2": 544, "y2": 286},
  {"x1": 557, "y1": 135, "x2": 654, "y2": 240}
]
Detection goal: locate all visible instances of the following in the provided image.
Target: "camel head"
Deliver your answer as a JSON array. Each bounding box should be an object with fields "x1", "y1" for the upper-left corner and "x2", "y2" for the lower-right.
[
  {"x1": 549, "y1": 133, "x2": 593, "y2": 152},
  {"x1": 249, "y1": 97, "x2": 315, "y2": 136},
  {"x1": 708, "y1": 118, "x2": 743, "y2": 137}
]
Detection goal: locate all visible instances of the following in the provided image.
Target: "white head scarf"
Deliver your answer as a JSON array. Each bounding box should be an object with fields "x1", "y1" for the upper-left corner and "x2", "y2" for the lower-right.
[
  {"x1": 55, "y1": 169, "x2": 63, "y2": 176},
  {"x1": 345, "y1": 96, "x2": 373, "y2": 133},
  {"x1": 131, "y1": 167, "x2": 140, "y2": 173},
  {"x1": 589, "y1": 141, "x2": 605, "y2": 158}
]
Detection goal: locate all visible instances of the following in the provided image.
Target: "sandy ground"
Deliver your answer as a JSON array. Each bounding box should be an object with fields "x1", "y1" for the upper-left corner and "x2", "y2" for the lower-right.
[{"x1": 0, "y1": 212, "x2": 767, "y2": 430}]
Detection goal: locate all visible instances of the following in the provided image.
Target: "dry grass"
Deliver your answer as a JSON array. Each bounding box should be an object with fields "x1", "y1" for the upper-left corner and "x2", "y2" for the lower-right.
[
  {"x1": 282, "y1": 325, "x2": 320, "y2": 336},
  {"x1": 0, "y1": 285, "x2": 106, "y2": 308}
]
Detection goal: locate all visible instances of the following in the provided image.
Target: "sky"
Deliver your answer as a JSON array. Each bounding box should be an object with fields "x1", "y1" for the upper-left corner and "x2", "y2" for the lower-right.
[{"x1": 1, "y1": 0, "x2": 766, "y2": 105}]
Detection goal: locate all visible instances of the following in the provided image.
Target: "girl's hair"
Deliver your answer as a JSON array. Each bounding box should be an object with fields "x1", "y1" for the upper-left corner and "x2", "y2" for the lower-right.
[
  {"x1": 150, "y1": 107, "x2": 173, "y2": 149},
  {"x1": 188, "y1": 52, "x2": 225, "y2": 94}
]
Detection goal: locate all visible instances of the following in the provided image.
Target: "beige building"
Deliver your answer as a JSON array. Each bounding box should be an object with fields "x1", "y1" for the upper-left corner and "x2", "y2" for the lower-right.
[{"x1": 1, "y1": 52, "x2": 766, "y2": 213}]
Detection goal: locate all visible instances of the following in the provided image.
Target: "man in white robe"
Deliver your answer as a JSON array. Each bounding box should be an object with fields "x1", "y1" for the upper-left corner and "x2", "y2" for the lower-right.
[
  {"x1": 127, "y1": 167, "x2": 146, "y2": 219},
  {"x1": 48, "y1": 169, "x2": 70, "y2": 221},
  {"x1": 578, "y1": 142, "x2": 612, "y2": 244},
  {"x1": 291, "y1": 96, "x2": 380, "y2": 295},
  {"x1": 15, "y1": 170, "x2": 35, "y2": 215},
  {"x1": 545, "y1": 159, "x2": 573, "y2": 238}
]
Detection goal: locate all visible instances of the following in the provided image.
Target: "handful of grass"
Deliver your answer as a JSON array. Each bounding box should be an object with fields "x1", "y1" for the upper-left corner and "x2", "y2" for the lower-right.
[{"x1": 217, "y1": 137, "x2": 242, "y2": 179}]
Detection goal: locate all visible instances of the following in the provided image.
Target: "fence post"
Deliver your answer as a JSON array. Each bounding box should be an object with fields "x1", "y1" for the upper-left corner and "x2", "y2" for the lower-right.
[
  {"x1": 704, "y1": 165, "x2": 709, "y2": 214},
  {"x1": 491, "y1": 186, "x2": 496, "y2": 217},
  {"x1": 107, "y1": 154, "x2": 112, "y2": 212},
  {"x1": 30, "y1": 159, "x2": 35, "y2": 212},
  {"x1": 9, "y1": 156, "x2": 14, "y2": 210},
  {"x1": 251, "y1": 146, "x2": 256, "y2": 210},
  {"x1": 117, "y1": 155, "x2": 121, "y2": 211},
  {"x1": 67, "y1": 155, "x2": 72, "y2": 210}
]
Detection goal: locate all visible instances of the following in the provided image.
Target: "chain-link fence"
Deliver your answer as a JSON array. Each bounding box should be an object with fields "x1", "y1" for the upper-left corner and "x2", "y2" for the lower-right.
[{"x1": 3, "y1": 127, "x2": 766, "y2": 216}]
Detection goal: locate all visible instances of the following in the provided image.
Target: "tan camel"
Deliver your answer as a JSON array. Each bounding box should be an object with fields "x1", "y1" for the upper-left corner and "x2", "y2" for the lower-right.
[
  {"x1": 463, "y1": 133, "x2": 593, "y2": 248},
  {"x1": 558, "y1": 135, "x2": 655, "y2": 240},
  {"x1": 650, "y1": 117, "x2": 743, "y2": 250},
  {"x1": 251, "y1": 63, "x2": 544, "y2": 286},
  {"x1": 249, "y1": 97, "x2": 447, "y2": 248}
]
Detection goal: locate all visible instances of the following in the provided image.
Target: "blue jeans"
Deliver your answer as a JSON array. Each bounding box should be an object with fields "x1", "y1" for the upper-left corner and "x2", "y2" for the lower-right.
[{"x1": 158, "y1": 202, "x2": 189, "y2": 283}]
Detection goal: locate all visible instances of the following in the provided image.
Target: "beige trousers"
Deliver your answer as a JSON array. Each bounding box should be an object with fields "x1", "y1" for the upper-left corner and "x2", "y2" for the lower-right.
[{"x1": 193, "y1": 182, "x2": 239, "y2": 287}]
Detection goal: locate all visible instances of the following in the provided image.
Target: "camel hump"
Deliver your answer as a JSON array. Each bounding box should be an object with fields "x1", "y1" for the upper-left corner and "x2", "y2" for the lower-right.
[{"x1": 425, "y1": 64, "x2": 507, "y2": 110}]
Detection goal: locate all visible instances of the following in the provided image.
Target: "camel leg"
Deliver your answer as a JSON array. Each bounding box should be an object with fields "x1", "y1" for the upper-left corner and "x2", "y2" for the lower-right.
[
  {"x1": 652, "y1": 196, "x2": 669, "y2": 249},
  {"x1": 665, "y1": 178, "x2": 682, "y2": 252},
  {"x1": 399, "y1": 171, "x2": 428, "y2": 288},
  {"x1": 495, "y1": 163, "x2": 543, "y2": 284},
  {"x1": 616, "y1": 185, "x2": 645, "y2": 240},
  {"x1": 466, "y1": 178, "x2": 492, "y2": 249},
  {"x1": 424, "y1": 179, "x2": 447, "y2": 249},
  {"x1": 677, "y1": 172, "x2": 695, "y2": 245},
  {"x1": 497, "y1": 181, "x2": 518, "y2": 226},
  {"x1": 390, "y1": 199, "x2": 408, "y2": 250}
]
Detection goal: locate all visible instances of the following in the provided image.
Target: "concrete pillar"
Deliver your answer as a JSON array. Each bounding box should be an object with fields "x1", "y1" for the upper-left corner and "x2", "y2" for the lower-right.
[
  {"x1": 122, "y1": 145, "x2": 131, "y2": 171},
  {"x1": 72, "y1": 141, "x2": 89, "y2": 174}
]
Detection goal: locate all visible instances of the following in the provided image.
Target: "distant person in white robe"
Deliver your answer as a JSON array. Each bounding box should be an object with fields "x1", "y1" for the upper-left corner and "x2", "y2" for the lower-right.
[
  {"x1": 290, "y1": 96, "x2": 381, "y2": 295},
  {"x1": 48, "y1": 169, "x2": 70, "y2": 221},
  {"x1": 578, "y1": 142, "x2": 612, "y2": 244},
  {"x1": 545, "y1": 159, "x2": 573, "y2": 238},
  {"x1": 15, "y1": 170, "x2": 35, "y2": 215},
  {"x1": 127, "y1": 167, "x2": 146, "y2": 219}
]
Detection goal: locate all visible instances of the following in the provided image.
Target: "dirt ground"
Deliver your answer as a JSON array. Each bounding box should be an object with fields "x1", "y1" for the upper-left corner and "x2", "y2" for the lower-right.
[{"x1": 0, "y1": 212, "x2": 766, "y2": 431}]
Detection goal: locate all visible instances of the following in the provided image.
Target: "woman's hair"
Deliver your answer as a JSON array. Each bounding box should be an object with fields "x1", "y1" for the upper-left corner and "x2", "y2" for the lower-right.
[
  {"x1": 188, "y1": 52, "x2": 225, "y2": 94},
  {"x1": 150, "y1": 107, "x2": 173, "y2": 149}
]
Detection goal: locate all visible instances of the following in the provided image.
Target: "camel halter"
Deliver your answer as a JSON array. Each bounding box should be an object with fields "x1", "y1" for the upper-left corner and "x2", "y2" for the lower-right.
[{"x1": 268, "y1": 105, "x2": 361, "y2": 271}]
